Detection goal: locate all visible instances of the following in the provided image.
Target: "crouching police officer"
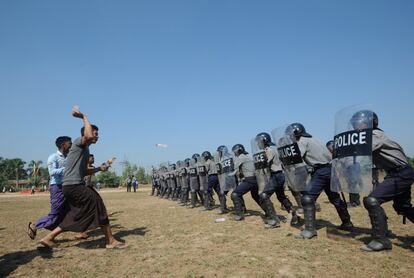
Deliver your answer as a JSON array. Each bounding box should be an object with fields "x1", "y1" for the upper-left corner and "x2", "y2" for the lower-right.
[
  {"x1": 349, "y1": 111, "x2": 414, "y2": 251},
  {"x1": 286, "y1": 123, "x2": 353, "y2": 239},
  {"x1": 255, "y1": 132, "x2": 299, "y2": 225},
  {"x1": 230, "y1": 144, "x2": 279, "y2": 228},
  {"x1": 202, "y1": 151, "x2": 220, "y2": 210}
]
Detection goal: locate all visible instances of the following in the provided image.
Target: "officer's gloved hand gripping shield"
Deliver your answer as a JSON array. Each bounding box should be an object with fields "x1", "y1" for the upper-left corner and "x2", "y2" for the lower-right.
[
  {"x1": 251, "y1": 137, "x2": 271, "y2": 194},
  {"x1": 271, "y1": 124, "x2": 310, "y2": 192},
  {"x1": 216, "y1": 146, "x2": 236, "y2": 194},
  {"x1": 331, "y1": 105, "x2": 374, "y2": 194}
]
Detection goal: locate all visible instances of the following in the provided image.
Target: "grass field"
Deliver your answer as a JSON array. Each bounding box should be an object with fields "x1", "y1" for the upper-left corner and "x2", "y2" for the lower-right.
[{"x1": 0, "y1": 186, "x2": 413, "y2": 277}]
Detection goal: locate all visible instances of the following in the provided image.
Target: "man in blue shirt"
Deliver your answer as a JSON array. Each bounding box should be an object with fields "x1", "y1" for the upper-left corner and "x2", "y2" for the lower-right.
[{"x1": 28, "y1": 136, "x2": 73, "y2": 239}]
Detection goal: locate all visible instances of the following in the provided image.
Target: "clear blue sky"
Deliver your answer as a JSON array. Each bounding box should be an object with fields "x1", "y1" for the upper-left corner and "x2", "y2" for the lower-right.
[{"x1": 1, "y1": 0, "x2": 413, "y2": 173}]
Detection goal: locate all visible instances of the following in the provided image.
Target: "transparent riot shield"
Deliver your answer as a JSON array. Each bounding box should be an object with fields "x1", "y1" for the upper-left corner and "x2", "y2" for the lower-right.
[
  {"x1": 271, "y1": 124, "x2": 310, "y2": 191},
  {"x1": 216, "y1": 146, "x2": 237, "y2": 193},
  {"x1": 251, "y1": 138, "x2": 271, "y2": 194},
  {"x1": 188, "y1": 158, "x2": 199, "y2": 191},
  {"x1": 176, "y1": 161, "x2": 183, "y2": 188},
  {"x1": 331, "y1": 105, "x2": 373, "y2": 194},
  {"x1": 180, "y1": 161, "x2": 189, "y2": 188},
  {"x1": 197, "y1": 158, "x2": 208, "y2": 192}
]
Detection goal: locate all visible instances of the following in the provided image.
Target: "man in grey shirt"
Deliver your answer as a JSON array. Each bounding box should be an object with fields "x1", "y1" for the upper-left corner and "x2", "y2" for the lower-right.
[{"x1": 38, "y1": 107, "x2": 127, "y2": 249}]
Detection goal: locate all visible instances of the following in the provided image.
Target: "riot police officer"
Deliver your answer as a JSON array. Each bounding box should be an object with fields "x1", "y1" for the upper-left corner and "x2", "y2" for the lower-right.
[
  {"x1": 159, "y1": 166, "x2": 168, "y2": 198},
  {"x1": 255, "y1": 132, "x2": 299, "y2": 225},
  {"x1": 230, "y1": 144, "x2": 279, "y2": 228},
  {"x1": 216, "y1": 145, "x2": 237, "y2": 214},
  {"x1": 202, "y1": 151, "x2": 220, "y2": 210},
  {"x1": 286, "y1": 123, "x2": 353, "y2": 239},
  {"x1": 188, "y1": 154, "x2": 204, "y2": 208},
  {"x1": 174, "y1": 161, "x2": 183, "y2": 202},
  {"x1": 180, "y1": 158, "x2": 191, "y2": 206},
  {"x1": 151, "y1": 167, "x2": 160, "y2": 196},
  {"x1": 348, "y1": 111, "x2": 414, "y2": 251}
]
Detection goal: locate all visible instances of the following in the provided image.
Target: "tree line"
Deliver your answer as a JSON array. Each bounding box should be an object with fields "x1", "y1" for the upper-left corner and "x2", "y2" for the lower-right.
[{"x1": 0, "y1": 157, "x2": 151, "y2": 191}]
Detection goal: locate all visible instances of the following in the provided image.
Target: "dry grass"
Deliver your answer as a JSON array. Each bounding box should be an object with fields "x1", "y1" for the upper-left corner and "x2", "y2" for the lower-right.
[{"x1": 0, "y1": 186, "x2": 413, "y2": 277}]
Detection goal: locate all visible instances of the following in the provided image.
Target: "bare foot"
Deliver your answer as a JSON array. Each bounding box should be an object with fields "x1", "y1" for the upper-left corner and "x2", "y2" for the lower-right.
[
  {"x1": 74, "y1": 232, "x2": 89, "y2": 240},
  {"x1": 38, "y1": 238, "x2": 54, "y2": 248},
  {"x1": 106, "y1": 240, "x2": 128, "y2": 249}
]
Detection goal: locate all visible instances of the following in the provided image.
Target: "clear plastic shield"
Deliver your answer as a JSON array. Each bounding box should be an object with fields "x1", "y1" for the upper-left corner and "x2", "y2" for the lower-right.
[
  {"x1": 188, "y1": 158, "x2": 199, "y2": 191},
  {"x1": 251, "y1": 138, "x2": 271, "y2": 194},
  {"x1": 197, "y1": 160, "x2": 208, "y2": 191},
  {"x1": 216, "y1": 146, "x2": 237, "y2": 193},
  {"x1": 331, "y1": 105, "x2": 373, "y2": 194},
  {"x1": 180, "y1": 162, "x2": 189, "y2": 188},
  {"x1": 271, "y1": 125, "x2": 310, "y2": 191}
]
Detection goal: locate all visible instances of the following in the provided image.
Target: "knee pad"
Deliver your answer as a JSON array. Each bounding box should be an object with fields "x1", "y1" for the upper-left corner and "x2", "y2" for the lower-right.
[
  {"x1": 260, "y1": 192, "x2": 269, "y2": 200},
  {"x1": 363, "y1": 196, "x2": 380, "y2": 209},
  {"x1": 301, "y1": 195, "x2": 314, "y2": 206},
  {"x1": 231, "y1": 192, "x2": 240, "y2": 201}
]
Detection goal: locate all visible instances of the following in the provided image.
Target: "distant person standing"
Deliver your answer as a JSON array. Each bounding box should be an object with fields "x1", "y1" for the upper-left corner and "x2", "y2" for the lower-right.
[
  {"x1": 37, "y1": 107, "x2": 127, "y2": 249},
  {"x1": 126, "y1": 176, "x2": 132, "y2": 192},
  {"x1": 132, "y1": 177, "x2": 139, "y2": 192}
]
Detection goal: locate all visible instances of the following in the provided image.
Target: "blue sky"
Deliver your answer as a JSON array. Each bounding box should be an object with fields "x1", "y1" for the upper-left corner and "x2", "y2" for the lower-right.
[{"x1": 0, "y1": 0, "x2": 413, "y2": 173}]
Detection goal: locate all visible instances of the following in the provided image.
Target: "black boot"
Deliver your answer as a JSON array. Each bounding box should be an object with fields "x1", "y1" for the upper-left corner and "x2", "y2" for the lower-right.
[
  {"x1": 219, "y1": 194, "x2": 229, "y2": 214},
  {"x1": 190, "y1": 191, "x2": 197, "y2": 208},
  {"x1": 334, "y1": 200, "x2": 353, "y2": 231},
  {"x1": 231, "y1": 192, "x2": 245, "y2": 221},
  {"x1": 292, "y1": 190, "x2": 303, "y2": 215},
  {"x1": 404, "y1": 207, "x2": 414, "y2": 223},
  {"x1": 203, "y1": 191, "x2": 211, "y2": 210},
  {"x1": 297, "y1": 195, "x2": 317, "y2": 239},
  {"x1": 184, "y1": 188, "x2": 190, "y2": 206},
  {"x1": 197, "y1": 191, "x2": 204, "y2": 207},
  {"x1": 260, "y1": 193, "x2": 280, "y2": 229},
  {"x1": 349, "y1": 193, "x2": 361, "y2": 207},
  {"x1": 361, "y1": 197, "x2": 392, "y2": 252}
]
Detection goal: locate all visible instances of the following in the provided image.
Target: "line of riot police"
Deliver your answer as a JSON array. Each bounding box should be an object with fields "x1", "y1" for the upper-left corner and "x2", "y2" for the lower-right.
[{"x1": 150, "y1": 106, "x2": 414, "y2": 252}]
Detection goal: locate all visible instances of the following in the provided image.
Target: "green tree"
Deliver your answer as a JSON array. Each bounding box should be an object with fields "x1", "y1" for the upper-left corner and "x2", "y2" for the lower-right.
[
  {"x1": 27, "y1": 160, "x2": 43, "y2": 177},
  {"x1": 136, "y1": 166, "x2": 146, "y2": 183},
  {"x1": 9, "y1": 158, "x2": 26, "y2": 188},
  {"x1": 95, "y1": 171, "x2": 120, "y2": 188}
]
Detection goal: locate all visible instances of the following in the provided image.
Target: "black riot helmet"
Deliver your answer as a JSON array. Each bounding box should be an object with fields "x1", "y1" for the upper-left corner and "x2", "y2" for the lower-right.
[
  {"x1": 326, "y1": 140, "x2": 334, "y2": 154},
  {"x1": 201, "y1": 151, "x2": 212, "y2": 161},
  {"x1": 232, "y1": 144, "x2": 248, "y2": 157},
  {"x1": 176, "y1": 160, "x2": 183, "y2": 167},
  {"x1": 255, "y1": 132, "x2": 274, "y2": 149},
  {"x1": 216, "y1": 145, "x2": 228, "y2": 158},
  {"x1": 288, "y1": 123, "x2": 312, "y2": 139},
  {"x1": 350, "y1": 110, "x2": 378, "y2": 129},
  {"x1": 170, "y1": 163, "x2": 176, "y2": 170},
  {"x1": 191, "y1": 153, "x2": 201, "y2": 162},
  {"x1": 184, "y1": 158, "x2": 190, "y2": 167}
]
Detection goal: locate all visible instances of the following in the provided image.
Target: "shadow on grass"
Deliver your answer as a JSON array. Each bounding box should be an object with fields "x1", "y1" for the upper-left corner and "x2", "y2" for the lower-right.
[
  {"x1": 320, "y1": 219, "x2": 414, "y2": 252},
  {"x1": 74, "y1": 226, "x2": 148, "y2": 250},
  {"x1": 0, "y1": 247, "x2": 57, "y2": 277}
]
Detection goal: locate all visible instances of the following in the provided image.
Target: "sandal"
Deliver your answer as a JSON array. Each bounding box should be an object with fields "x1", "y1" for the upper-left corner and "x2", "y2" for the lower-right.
[
  {"x1": 27, "y1": 222, "x2": 37, "y2": 240},
  {"x1": 106, "y1": 242, "x2": 128, "y2": 249}
]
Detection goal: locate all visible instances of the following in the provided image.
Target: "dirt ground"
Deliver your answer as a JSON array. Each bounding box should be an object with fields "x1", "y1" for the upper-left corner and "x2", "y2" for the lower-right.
[{"x1": 0, "y1": 186, "x2": 413, "y2": 277}]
